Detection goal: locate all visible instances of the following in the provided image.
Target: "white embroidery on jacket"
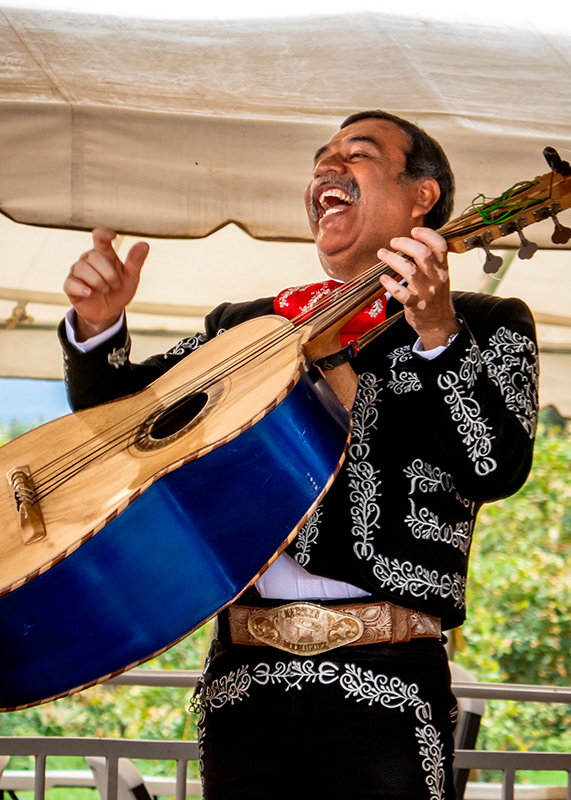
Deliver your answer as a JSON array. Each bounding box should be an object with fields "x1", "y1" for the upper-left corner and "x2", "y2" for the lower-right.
[
  {"x1": 405, "y1": 499, "x2": 473, "y2": 555},
  {"x1": 372, "y1": 555, "x2": 466, "y2": 609},
  {"x1": 347, "y1": 373, "x2": 382, "y2": 560},
  {"x1": 165, "y1": 333, "x2": 207, "y2": 357},
  {"x1": 437, "y1": 343, "x2": 497, "y2": 476},
  {"x1": 404, "y1": 459, "x2": 471, "y2": 508},
  {"x1": 387, "y1": 345, "x2": 422, "y2": 394},
  {"x1": 481, "y1": 327, "x2": 539, "y2": 438},
  {"x1": 459, "y1": 341, "x2": 482, "y2": 387},
  {"x1": 294, "y1": 508, "x2": 323, "y2": 567},
  {"x1": 108, "y1": 346, "x2": 128, "y2": 369}
]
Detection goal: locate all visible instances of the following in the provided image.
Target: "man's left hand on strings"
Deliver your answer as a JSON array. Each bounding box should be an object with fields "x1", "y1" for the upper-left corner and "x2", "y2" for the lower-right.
[{"x1": 378, "y1": 226, "x2": 460, "y2": 351}]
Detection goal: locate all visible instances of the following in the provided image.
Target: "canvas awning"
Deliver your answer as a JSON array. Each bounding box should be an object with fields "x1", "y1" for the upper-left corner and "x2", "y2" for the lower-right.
[{"x1": 0, "y1": 4, "x2": 570, "y2": 412}]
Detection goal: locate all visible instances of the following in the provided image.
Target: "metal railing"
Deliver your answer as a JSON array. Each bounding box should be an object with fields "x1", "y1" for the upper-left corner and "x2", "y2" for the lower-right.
[
  {"x1": 0, "y1": 737, "x2": 199, "y2": 800},
  {"x1": 1, "y1": 670, "x2": 570, "y2": 800}
]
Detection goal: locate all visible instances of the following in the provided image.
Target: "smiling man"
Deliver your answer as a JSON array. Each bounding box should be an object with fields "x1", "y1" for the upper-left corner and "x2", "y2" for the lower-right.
[
  {"x1": 307, "y1": 118, "x2": 439, "y2": 274},
  {"x1": 60, "y1": 110, "x2": 539, "y2": 799}
]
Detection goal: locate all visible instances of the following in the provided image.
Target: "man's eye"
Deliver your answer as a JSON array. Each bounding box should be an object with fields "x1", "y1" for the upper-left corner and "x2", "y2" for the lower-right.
[{"x1": 349, "y1": 152, "x2": 368, "y2": 160}]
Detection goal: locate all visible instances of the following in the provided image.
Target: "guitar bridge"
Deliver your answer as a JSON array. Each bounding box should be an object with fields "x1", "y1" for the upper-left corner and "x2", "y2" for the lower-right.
[{"x1": 7, "y1": 465, "x2": 47, "y2": 544}]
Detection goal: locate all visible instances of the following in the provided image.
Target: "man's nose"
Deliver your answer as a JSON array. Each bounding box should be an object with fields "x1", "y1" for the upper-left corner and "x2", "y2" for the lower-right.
[{"x1": 313, "y1": 152, "x2": 347, "y2": 178}]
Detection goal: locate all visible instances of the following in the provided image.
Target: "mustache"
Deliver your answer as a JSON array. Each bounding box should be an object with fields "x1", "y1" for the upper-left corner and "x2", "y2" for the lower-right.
[{"x1": 308, "y1": 173, "x2": 361, "y2": 222}]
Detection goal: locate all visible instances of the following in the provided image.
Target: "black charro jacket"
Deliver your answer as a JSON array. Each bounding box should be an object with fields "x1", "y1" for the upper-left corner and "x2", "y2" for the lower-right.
[{"x1": 59, "y1": 291, "x2": 538, "y2": 629}]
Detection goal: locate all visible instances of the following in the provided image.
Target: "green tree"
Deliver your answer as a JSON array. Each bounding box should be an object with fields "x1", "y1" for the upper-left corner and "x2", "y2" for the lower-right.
[
  {"x1": 0, "y1": 419, "x2": 34, "y2": 445},
  {"x1": 457, "y1": 418, "x2": 571, "y2": 752}
]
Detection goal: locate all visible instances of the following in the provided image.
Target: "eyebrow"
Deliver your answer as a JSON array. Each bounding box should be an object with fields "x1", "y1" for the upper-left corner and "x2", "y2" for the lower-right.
[{"x1": 313, "y1": 135, "x2": 382, "y2": 165}]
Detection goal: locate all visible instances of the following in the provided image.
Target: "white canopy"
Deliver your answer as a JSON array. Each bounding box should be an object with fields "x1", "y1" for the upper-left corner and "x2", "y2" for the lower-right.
[{"x1": 1, "y1": 3, "x2": 570, "y2": 413}]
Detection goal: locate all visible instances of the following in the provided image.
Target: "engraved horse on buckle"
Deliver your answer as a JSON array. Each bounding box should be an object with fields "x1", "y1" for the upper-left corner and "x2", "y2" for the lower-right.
[{"x1": 247, "y1": 602, "x2": 364, "y2": 655}]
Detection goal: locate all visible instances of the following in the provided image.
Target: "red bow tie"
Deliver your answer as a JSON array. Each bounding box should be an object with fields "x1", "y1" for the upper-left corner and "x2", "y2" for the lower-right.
[{"x1": 274, "y1": 280, "x2": 387, "y2": 346}]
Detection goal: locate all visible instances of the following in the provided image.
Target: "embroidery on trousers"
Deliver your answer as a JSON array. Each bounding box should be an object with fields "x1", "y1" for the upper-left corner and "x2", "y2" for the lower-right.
[{"x1": 198, "y1": 660, "x2": 446, "y2": 799}]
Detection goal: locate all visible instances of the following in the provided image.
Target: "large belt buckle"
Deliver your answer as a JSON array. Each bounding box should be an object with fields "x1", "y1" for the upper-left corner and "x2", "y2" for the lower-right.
[{"x1": 247, "y1": 602, "x2": 364, "y2": 656}]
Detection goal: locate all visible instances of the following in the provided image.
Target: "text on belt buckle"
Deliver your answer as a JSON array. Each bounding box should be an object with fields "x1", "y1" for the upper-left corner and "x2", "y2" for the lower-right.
[{"x1": 247, "y1": 602, "x2": 364, "y2": 655}]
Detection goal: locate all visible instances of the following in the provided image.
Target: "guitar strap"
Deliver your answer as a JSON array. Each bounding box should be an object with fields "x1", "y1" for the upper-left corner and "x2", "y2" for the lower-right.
[{"x1": 313, "y1": 310, "x2": 404, "y2": 371}]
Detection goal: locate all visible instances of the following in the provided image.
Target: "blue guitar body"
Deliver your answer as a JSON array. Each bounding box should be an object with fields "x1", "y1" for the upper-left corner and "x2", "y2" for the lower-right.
[{"x1": 0, "y1": 350, "x2": 350, "y2": 710}]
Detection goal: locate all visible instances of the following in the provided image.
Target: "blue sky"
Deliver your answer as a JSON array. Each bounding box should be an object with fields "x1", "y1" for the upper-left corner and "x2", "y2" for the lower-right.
[{"x1": 0, "y1": 378, "x2": 71, "y2": 426}]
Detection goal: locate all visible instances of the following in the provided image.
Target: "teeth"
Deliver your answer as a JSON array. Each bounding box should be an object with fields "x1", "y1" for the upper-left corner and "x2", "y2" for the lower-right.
[
  {"x1": 318, "y1": 188, "x2": 354, "y2": 211},
  {"x1": 323, "y1": 206, "x2": 344, "y2": 217}
]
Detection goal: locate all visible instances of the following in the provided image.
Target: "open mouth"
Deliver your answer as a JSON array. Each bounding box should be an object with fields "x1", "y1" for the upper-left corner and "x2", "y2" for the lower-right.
[
  {"x1": 318, "y1": 188, "x2": 355, "y2": 218},
  {"x1": 310, "y1": 181, "x2": 359, "y2": 222}
]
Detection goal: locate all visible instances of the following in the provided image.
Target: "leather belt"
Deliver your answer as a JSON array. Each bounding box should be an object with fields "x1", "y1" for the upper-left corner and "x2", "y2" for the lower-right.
[{"x1": 227, "y1": 600, "x2": 441, "y2": 656}]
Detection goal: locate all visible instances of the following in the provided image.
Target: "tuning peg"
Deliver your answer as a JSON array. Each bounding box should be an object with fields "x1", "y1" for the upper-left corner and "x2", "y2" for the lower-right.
[
  {"x1": 532, "y1": 202, "x2": 571, "y2": 245},
  {"x1": 548, "y1": 209, "x2": 571, "y2": 245},
  {"x1": 481, "y1": 241, "x2": 504, "y2": 274},
  {"x1": 464, "y1": 231, "x2": 503, "y2": 274},
  {"x1": 543, "y1": 146, "x2": 571, "y2": 176},
  {"x1": 514, "y1": 221, "x2": 539, "y2": 260}
]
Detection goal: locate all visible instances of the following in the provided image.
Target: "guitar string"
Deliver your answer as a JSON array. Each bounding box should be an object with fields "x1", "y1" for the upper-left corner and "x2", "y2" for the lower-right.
[
  {"x1": 32, "y1": 172, "x2": 565, "y2": 495},
  {"x1": 31, "y1": 259, "x2": 396, "y2": 501},
  {"x1": 31, "y1": 256, "x2": 392, "y2": 497},
  {"x1": 32, "y1": 260, "x2": 386, "y2": 496},
  {"x1": 32, "y1": 245, "x2": 426, "y2": 502}
]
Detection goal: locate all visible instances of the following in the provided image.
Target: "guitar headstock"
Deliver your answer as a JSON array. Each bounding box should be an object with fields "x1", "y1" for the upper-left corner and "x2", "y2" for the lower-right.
[{"x1": 438, "y1": 148, "x2": 571, "y2": 273}]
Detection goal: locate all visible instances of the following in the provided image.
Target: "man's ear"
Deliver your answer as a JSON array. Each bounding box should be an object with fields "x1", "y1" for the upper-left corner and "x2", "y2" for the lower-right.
[{"x1": 412, "y1": 177, "x2": 441, "y2": 221}]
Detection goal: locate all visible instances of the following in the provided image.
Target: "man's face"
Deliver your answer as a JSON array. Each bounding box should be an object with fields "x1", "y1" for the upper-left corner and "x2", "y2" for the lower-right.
[{"x1": 304, "y1": 119, "x2": 434, "y2": 280}]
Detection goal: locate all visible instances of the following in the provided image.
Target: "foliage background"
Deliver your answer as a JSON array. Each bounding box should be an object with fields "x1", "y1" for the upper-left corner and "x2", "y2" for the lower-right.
[
  {"x1": 1, "y1": 411, "x2": 571, "y2": 765},
  {"x1": 455, "y1": 411, "x2": 571, "y2": 754}
]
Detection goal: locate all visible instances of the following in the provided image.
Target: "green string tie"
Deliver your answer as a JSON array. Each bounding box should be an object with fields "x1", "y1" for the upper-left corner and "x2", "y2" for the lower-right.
[{"x1": 471, "y1": 181, "x2": 545, "y2": 224}]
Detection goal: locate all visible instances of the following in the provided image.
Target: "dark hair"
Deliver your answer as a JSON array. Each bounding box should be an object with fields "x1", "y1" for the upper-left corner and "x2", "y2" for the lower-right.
[{"x1": 340, "y1": 110, "x2": 455, "y2": 229}]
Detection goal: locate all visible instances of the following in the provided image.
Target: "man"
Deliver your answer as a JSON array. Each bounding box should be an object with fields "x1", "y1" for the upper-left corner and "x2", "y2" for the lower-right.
[{"x1": 61, "y1": 111, "x2": 538, "y2": 799}]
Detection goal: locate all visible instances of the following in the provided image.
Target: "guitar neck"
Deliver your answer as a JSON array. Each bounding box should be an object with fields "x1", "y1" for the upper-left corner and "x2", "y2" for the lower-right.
[
  {"x1": 297, "y1": 158, "x2": 571, "y2": 352},
  {"x1": 439, "y1": 168, "x2": 571, "y2": 255}
]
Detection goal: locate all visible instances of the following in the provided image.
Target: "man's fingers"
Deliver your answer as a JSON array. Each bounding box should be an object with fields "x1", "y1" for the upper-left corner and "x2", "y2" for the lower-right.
[
  {"x1": 410, "y1": 227, "x2": 448, "y2": 264},
  {"x1": 379, "y1": 272, "x2": 415, "y2": 304},
  {"x1": 124, "y1": 241, "x2": 150, "y2": 279},
  {"x1": 73, "y1": 250, "x2": 122, "y2": 291},
  {"x1": 91, "y1": 226, "x2": 120, "y2": 264},
  {"x1": 63, "y1": 273, "x2": 92, "y2": 301}
]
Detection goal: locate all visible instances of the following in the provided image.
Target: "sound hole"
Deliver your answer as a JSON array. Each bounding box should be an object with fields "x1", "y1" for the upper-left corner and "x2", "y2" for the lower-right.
[{"x1": 149, "y1": 392, "x2": 209, "y2": 440}]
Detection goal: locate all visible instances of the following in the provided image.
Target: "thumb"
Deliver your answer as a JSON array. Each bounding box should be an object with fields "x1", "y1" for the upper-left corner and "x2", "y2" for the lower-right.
[{"x1": 124, "y1": 240, "x2": 150, "y2": 280}]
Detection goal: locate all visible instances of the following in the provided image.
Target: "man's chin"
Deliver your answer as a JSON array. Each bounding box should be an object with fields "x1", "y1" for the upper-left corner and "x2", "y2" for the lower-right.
[{"x1": 315, "y1": 236, "x2": 369, "y2": 276}]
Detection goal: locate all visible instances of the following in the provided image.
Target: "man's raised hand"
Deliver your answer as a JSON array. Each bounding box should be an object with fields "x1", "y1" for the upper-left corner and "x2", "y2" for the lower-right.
[{"x1": 63, "y1": 227, "x2": 149, "y2": 341}]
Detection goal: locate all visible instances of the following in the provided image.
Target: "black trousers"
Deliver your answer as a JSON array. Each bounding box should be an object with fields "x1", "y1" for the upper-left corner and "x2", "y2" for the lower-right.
[{"x1": 197, "y1": 635, "x2": 457, "y2": 800}]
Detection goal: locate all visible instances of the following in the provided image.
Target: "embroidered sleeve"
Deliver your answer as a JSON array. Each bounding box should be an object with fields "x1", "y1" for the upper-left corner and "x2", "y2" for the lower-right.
[{"x1": 413, "y1": 295, "x2": 538, "y2": 502}]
